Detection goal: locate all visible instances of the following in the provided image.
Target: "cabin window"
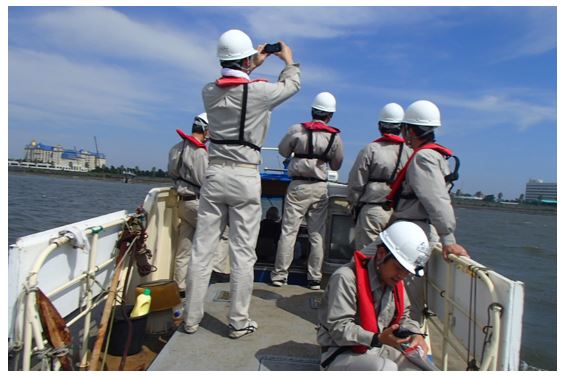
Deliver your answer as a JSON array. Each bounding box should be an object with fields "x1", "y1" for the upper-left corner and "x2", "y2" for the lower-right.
[{"x1": 326, "y1": 214, "x2": 355, "y2": 262}]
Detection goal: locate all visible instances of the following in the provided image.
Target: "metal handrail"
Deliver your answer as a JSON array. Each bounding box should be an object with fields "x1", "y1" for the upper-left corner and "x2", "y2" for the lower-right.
[
  {"x1": 426, "y1": 251, "x2": 502, "y2": 371},
  {"x1": 19, "y1": 216, "x2": 129, "y2": 371}
]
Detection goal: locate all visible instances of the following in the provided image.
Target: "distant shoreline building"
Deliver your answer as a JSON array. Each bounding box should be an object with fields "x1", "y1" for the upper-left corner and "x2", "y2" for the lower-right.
[
  {"x1": 525, "y1": 179, "x2": 556, "y2": 201},
  {"x1": 23, "y1": 140, "x2": 107, "y2": 171}
]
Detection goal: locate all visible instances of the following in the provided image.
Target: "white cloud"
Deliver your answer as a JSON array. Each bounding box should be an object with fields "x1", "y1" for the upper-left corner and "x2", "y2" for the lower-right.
[
  {"x1": 350, "y1": 83, "x2": 555, "y2": 132},
  {"x1": 9, "y1": 49, "x2": 162, "y2": 127},
  {"x1": 432, "y1": 91, "x2": 556, "y2": 131},
  {"x1": 244, "y1": 7, "x2": 457, "y2": 40},
  {"x1": 246, "y1": 7, "x2": 377, "y2": 40},
  {"x1": 492, "y1": 7, "x2": 556, "y2": 62},
  {"x1": 26, "y1": 7, "x2": 217, "y2": 80}
]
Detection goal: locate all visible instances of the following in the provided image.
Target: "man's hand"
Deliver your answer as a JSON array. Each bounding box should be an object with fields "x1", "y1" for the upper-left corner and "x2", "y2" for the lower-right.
[
  {"x1": 275, "y1": 41, "x2": 294, "y2": 65},
  {"x1": 442, "y1": 243, "x2": 470, "y2": 261},
  {"x1": 251, "y1": 41, "x2": 293, "y2": 72},
  {"x1": 378, "y1": 324, "x2": 410, "y2": 349}
]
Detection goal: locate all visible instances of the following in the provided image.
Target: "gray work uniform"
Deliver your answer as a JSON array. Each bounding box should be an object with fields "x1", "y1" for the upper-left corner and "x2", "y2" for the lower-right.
[
  {"x1": 184, "y1": 65, "x2": 300, "y2": 330},
  {"x1": 271, "y1": 121, "x2": 343, "y2": 283},
  {"x1": 390, "y1": 148, "x2": 456, "y2": 248},
  {"x1": 389, "y1": 147, "x2": 456, "y2": 322},
  {"x1": 317, "y1": 256, "x2": 422, "y2": 371},
  {"x1": 168, "y1": 138, "x2": 208, "y2": 292},
  {"x1": 347, "y1": 139, "x2": 411, "y2": 250}
]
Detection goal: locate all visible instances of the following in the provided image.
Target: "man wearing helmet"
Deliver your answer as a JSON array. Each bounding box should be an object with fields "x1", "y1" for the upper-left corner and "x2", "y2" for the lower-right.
[
  {"x1": 270, "y1": 92, "x2": 343, "y2": 290},
  {"x1": 347, "y1": 103, "x2": 412, "y2": 250},
  {"x1": 317, "y1": 221, "x2": 431, "y2": 371},
  {"x1": 183, "y1": 29, "x2": 300, "y2": 339},
  {"x1": 387, "y1": 100, "x2": 469, "y2": 261},
  {"x1": 168, "y1": 114, "x2": 231, "y2": 306},
  {"x1": 168, "y1": 113, "x2": 210, "y2": 297}
]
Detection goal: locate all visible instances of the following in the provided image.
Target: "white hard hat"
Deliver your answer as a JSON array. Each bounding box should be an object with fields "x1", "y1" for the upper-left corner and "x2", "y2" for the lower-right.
[
  {"x1": 196, "y1": 112, "x2": 208, "y2": 125},
  {"x1": 217, "y1": 29, "x2": 257, "y2": 61},
  {"x1": 312, "y1": 92, "x2": 336, "y2": 112},
  {"x1": 192, "y1": 112, "x2": 209, "y2": 133},
  {"x1": 379, "y1": 221, "x2": 431, "y2": 277},
  {"x1": 379, "y1": 103, "x2": 404, "y2": 123},
  {"x1": 402, "y1": 100, "x2": 441, "y2": 127}
]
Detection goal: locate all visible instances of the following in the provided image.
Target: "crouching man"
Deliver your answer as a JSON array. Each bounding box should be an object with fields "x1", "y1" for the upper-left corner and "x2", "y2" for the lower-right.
[{"x1": 317, "y1": 221, "x2": 432, "y2": 371}]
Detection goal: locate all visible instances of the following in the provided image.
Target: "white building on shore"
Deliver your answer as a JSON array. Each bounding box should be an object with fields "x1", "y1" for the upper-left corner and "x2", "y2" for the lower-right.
[
  {"x1": 525, "y1": 179, "x2": 556, "y2": 201},
  {"x1": 23, "y1": 140, "x2": 107, "y2": 171}
]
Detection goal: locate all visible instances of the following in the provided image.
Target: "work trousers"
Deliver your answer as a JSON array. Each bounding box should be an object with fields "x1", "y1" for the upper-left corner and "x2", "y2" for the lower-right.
[
  {"x1": 212, "y1": 227, "x2": 231, "y2": 275},
  {"x1": 323, "y1": 345, "x2": 420, "y2": 371},
  {"x1": 354, "y1": 204, "x2": 392, "y2": 251},
  {"x1": 184, "y1": 164, "x2": 261, "y2": 329},
  {"x1": 175, "y1": 202, "x2": 230, "y2": 292},
  {"x1": 174, "y1": 199, "x2": 199, "y2": 292},
  {"x1": 271, "y1": 180, "x2": 328, "y2": 282}
]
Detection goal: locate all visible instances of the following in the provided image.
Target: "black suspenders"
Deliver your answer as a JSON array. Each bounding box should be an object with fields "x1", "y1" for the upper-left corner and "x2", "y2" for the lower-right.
[
  {"x1": 293, "y1": 128, "x2": 337, "y2": 162},
  {"x1": 209, "y1": 83, "x2": 261, "y2": 151}
]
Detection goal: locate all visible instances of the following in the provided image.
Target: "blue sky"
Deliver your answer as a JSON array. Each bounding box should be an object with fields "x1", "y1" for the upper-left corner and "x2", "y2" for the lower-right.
[{"x1": 6, "y1": 5, "x2": 557, "y2": 199}]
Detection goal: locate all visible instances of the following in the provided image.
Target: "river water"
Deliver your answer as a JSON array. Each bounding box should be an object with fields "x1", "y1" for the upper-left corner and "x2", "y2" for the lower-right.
[{"x1": 7, "y1": 173, "x2": 556, "y2": 370}]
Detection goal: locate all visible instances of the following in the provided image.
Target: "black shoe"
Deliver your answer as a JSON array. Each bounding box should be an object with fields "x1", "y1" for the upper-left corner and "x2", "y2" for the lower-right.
[
  {"x1": 271, "y1": 279, "x2": 287, "y2": 287},
  {"x1": 308, "y1": 280, "x2": 321, "y2": 290}
]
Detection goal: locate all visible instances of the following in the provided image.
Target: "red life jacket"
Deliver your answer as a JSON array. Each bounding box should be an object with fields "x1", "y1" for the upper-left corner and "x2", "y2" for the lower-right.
[
  {"x1": 293, "y1": 122, "x2": 340, "y2": 162},
  {"x1": 366, "y1": 134, "x2": 406, "y2": 186},
  {"x1": 373, "y1": 134, "x2": 405, "y2": 144},
  {"x1": 176, "y1": 129, "x2": 207, "y2": 151},
  {"x1": 301, "y1": 121, "x2": 340, "y2": 134},
  {"x1": 385, "y1": 143, "x2": 454, "y2": 208},
  {"x1": 353, "y1": 251, "x2": 405, "y2": 354},
  {"x1": 210, "y1": 76, "x2": 268, "y2": 151},
  {"x1": 215, "y1": 76, "x2": 268, "y2": 87}
]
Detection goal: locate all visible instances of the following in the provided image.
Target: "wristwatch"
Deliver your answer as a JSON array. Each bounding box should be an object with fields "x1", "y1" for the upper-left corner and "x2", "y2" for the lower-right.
[{"x1": 370, "y1": 333, "x2": 382, "y2": 348}]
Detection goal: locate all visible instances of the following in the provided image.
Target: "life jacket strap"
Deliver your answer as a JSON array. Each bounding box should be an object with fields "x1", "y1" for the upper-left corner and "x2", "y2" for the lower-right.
[
  {"x1": 293, "y1": 127, "x2": 337, "y2": 162},
  {"x1": 209, "y1": 83, "x2": 261, "y2": 152}
]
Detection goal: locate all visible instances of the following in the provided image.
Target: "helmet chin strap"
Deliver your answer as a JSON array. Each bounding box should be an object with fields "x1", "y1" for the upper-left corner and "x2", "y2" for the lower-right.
[
  {"x1": 241, "y1": 56, "x2": 253, "y2": 74},
  {"x1": 375, "y1": 244, "x2": 392, "y2": 270}
]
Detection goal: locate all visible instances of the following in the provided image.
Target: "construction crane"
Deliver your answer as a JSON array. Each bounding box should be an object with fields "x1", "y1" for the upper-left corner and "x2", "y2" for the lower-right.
[{"x1": 94, "y1": 136, "x2": 99, "y2": 169}]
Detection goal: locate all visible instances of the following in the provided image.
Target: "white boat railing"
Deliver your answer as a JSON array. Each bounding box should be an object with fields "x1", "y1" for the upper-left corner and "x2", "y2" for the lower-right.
[
  {"x1": 425, "y1": 250, "x2": 504, "y2": 371},
  {"x1": 11, "y1": 186, "x2": 176, "y2": 371},
  {"x1": 9, "y1": 185, "x2": 523, "y2": 371},
  {"x1": 14, "y1": 217, "x2": 128, "y2": 371}
]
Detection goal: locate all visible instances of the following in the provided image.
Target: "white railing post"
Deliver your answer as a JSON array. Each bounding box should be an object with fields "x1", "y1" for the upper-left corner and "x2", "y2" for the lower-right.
[{"x1": 79, "y1": 230, "x2": 99, "y2": 370}]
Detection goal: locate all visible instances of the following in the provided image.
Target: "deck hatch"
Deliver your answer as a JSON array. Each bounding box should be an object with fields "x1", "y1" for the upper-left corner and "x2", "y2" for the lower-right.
[
  {"x1": 309, "y1": 296, "x2": 322, "y2": 309},
  {"x1": 257, "y1": 355, "x2": 319, "y2": 371}
]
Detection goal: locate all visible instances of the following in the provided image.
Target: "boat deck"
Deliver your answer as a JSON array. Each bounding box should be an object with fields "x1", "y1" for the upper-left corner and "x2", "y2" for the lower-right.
[
  {"x1": 148, "y1": 281, "x2": 468, "y2": 371},
  {"x1": 149, "y1": 282, "x2": 322, "y2": 371}
]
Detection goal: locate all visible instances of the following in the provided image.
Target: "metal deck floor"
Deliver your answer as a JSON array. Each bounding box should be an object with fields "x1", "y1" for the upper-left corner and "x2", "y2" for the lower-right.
[
  {"x1": 148, "y1": 281, "x2": 467, "y2": 371},
  {"x1": 148, "y1": 282, "x2": 322, "y2": 371}
]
